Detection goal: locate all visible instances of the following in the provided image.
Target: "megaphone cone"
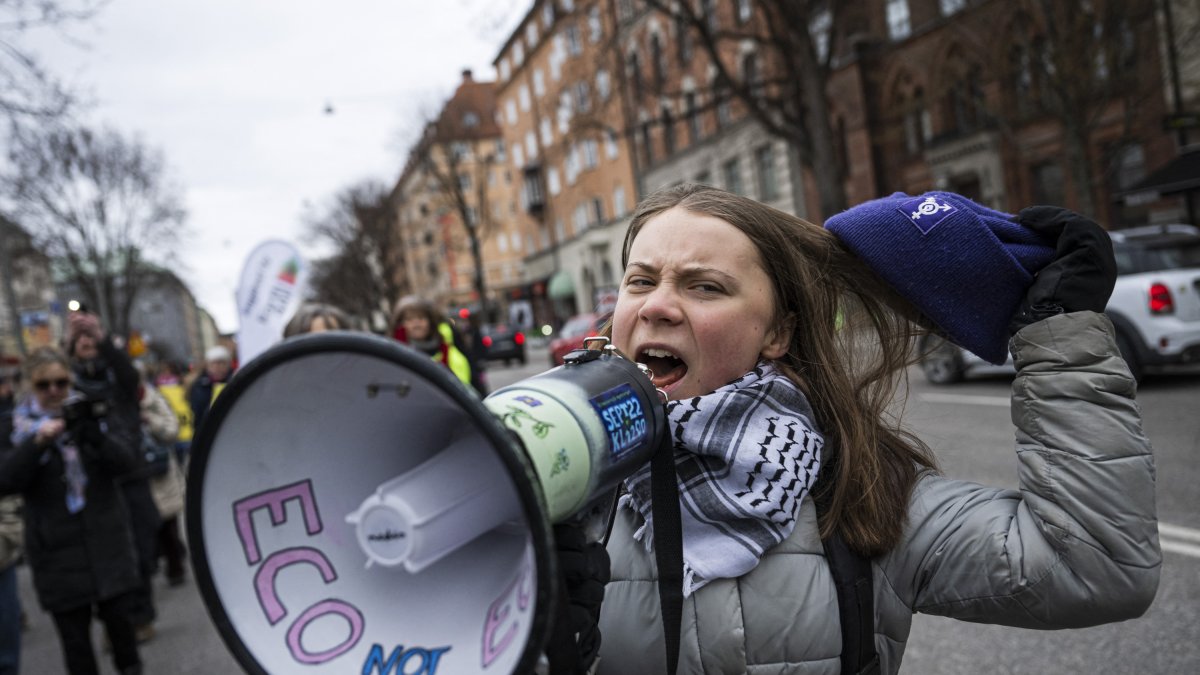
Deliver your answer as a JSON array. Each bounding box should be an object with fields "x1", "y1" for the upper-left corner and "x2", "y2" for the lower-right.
[{"x1": 187, "y1": 332, "x2": 666, "y2": 674}]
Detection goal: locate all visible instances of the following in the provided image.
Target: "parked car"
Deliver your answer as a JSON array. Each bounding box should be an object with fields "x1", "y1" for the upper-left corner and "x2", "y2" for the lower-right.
[
  {"x1": 479, "y1": 323, "x2": 527, "y2": 365},
  {"x1": 549, "y1": 313, "x2": 608, "y2": 366},
  {"x1": 917, "y1": 223, "x2": 1200, "y2": 383}
]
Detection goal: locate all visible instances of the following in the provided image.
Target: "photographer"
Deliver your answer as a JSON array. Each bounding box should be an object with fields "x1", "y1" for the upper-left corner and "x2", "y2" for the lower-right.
[
  {"x1": 0, "y1": 347, "x2": 144, "y2": 675},
  {"x1": 67, "y1": 311, "x2": 161, "y2": 642}
]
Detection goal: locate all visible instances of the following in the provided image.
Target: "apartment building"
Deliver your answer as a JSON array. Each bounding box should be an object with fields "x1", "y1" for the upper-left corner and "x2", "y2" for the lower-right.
[
  {"x1": 392, "y1": 70, "x2": 527, "y2": 323},
  {"x1": 493, "y1": 0, "x2": 641, "y2": 328},
  {"x1": 617, "y1": 0, "x2": 1184, "y2": 227}
]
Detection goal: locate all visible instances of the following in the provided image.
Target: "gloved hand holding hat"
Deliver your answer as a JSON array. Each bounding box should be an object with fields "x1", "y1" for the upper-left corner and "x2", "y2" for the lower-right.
[{"x1": 824, "y1": 191, "x2": 1057, "y2": 365}]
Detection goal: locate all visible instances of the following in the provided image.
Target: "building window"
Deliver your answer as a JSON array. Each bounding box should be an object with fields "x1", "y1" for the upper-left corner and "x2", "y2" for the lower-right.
[
  {"x1": 723, "y1": 157, "x2": 743, "y2": 195},
  {"x1": 1110, "y1": 144, "x2": 1146, "y2": 192},
  {"x1": 939, "y1": 0, "x2": 966, "y2": 16},
  {"x1": 613, "y1": 185, "x2": 627, "y2": 216},
  {"x1": 499, "y1": 59, "x2": 511, "y2": 81},
  {"x1": 542, "y1": 1, "x2": 554, "y2": 28},
  {"x1": 605, "y1": 129, "x2": 619, "y2": 159},
  {"x1": 534, "y1": 69, "x2": 546, "y2": 96},
  {"x1": 715, "y1": 82, "x2": 732, "y2": 129},
  {"x1": 518, "y1": 84, "x2": 531, "y2": 112},
  {"x1": 513, "y1": 143, "x2": 525, "y2": 167},
  {"x1": 596, "y1": 69, "x2": 611, "y2": 100},
  {"x1": 743, "y1": 52, "x2": 760, "y2": 98},
  {"x1": 1031, "y1": 161, "x2": 1065, "y2": 206},
  {"x1": 651, "y1": 34, "x2": 666, "y2": 89},
  {"x1": 737, "y1": 0, "x2": 752, "y2": 23},
  {"x1": 525, "y1": 131, "x2": 538, "y2": 160},
  {"x1": 526, "y1": 22, "x2": 539, "y2": 46},
  {"x1": 810, "y1": 8, "x2": 831, "y2": 63},
  {"x1": 589, "y1": 6, "x2": 603, "y2": 42},
  {"x1": 676, "y1": 14, "x2": 692, "y2": 63},
  {"x1": 583, "y1": 138, "x2": 599, "y2": 169},
  {"x1": 641, "y1": 123, "x2": 654, "y2": 165},
  {"x1": 506, "y1": 100, "x2": 517, "y2": 125},
  {"x1": 701, "y1": 0, "x2": 718, "y2": 32},
  {"x1": 629, "y1": 52, "x2": 643, "y2": 101},
  {"x1": 540, "y1": 117, "x2": 553, "y2": 145},
  {"x1": 575, "y1": 81, "x2": 592, "y2": 113},
  {"x1": 514, "y1": 41, "x2": 525, "y2": 66},
  {"x1": 662, "y1": 105, "x2": 676, "y2": 155},
  {"x1": 566, "y1": 24, "x2": 582, "y2": 56},
  {"x1": 886, "y1": 0, "x2": 911, "y2": 41},
  {"x1": 755, "y1": 145, "x2": 778, "y2": 201},
  {"x1": 685, "y1": 92, "x2": 700, "y2": 142},
  {"x1": 949, "y1": 68, "x2": 985, "y2": 135},
  {"x1": 1010, "y1": 43, "x2": 1034, "y2": 114},
  {"x1": 548, "y1": 166, "x2": 561, "y2": 195},
  {"x1": 591, "y1": 197, "x2": 605, "y2": 224}
]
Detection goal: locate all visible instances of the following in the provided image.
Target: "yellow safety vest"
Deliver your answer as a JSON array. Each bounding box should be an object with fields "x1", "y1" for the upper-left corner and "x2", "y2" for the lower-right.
[
  {"x1": 437, "y1": 323, "x2": 472, "y2": 386},
  {"x1": 157, "y1": 383, "x2": 194, "y2": 443}
]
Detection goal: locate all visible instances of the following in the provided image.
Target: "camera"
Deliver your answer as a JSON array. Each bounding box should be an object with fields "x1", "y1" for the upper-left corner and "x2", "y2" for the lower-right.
[{"x1": 61, "y1": 393, "x2": 109, "y2": 434}]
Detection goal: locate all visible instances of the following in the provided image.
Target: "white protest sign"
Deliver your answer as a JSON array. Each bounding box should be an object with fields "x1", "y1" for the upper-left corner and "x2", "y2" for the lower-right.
[{"x1": 235, "y1": 240, "x2": 307, "y2": 365}]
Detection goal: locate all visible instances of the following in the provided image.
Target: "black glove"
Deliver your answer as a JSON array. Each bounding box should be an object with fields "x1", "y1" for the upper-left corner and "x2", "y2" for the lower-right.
[
  {"x1": 549, "y1": 522, "x2": 610, "y2": 674},
  {"x1": 1009, "y1": 206, "x2": 1117, "y2": 335}
]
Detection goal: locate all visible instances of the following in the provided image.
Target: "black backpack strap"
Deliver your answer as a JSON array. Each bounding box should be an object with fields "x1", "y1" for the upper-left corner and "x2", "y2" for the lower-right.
[
  {"x1": 650, "y1": 431, "x2": 684, "y2": 675},
  {"x1": 820, "y1": 529, "x2": 881, "y2": 675}
]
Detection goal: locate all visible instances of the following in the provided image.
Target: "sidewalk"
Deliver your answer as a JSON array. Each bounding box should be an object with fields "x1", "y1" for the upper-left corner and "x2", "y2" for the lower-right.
[{"x1": 15, "y1": 561, "x2": 241, "y2": 674}]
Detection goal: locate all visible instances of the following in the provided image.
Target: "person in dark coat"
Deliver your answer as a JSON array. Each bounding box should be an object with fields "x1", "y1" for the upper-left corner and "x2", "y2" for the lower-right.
[
  {"x1": 67, "y1": 312, "x2": 160, "y2": 642},
  {"x1": 0, "y1": 347, "x2": 143, "y2": 675},
  {"x1": 187, "y1": 344, "x2": 233, "y2": 437}
]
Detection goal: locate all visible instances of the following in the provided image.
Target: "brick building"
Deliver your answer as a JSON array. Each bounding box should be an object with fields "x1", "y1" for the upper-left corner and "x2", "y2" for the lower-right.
[
  {"x1": 395, "y1": 0, "x2": 1192, "y2": 331},
  {"x1": 392, "y1": 70, "x2": 526, "y2": 324},
  {"x1": 493, "y1": 0, "x2": 641, "y2": 328}
]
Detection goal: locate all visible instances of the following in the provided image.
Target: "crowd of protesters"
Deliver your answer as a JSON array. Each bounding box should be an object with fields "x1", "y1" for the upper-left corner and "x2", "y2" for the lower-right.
[{"x1": 0, "y1": 296, "x2": 489, "y2": 674}]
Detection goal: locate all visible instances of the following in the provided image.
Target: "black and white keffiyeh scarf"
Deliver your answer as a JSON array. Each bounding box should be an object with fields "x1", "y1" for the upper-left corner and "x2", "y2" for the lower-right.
[{"x1": 620, "y1": 361, "x2": 823, "y2": 596}]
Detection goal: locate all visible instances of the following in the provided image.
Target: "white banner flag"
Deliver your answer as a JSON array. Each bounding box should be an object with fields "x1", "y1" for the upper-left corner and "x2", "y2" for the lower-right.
[{"x1": 235, "y1": 240, "x2": 307, "y2": 365}]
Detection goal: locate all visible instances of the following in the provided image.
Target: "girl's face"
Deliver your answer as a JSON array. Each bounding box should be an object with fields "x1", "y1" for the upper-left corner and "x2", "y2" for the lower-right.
[
  {"x1": 31, "y1": 363, "x2": 72, "y2": 412},
  {"x1": 402, "y1": 312, "x2": 432, "y2": 341},
  {"x1": 612, "y1": 207, "x2": 789, "y2": 400}
]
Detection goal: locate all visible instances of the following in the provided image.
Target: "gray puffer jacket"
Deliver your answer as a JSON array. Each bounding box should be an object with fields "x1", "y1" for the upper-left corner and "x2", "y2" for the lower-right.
[{"x1": 596, "y1": 312, "x2": 1160, "y2": 674}]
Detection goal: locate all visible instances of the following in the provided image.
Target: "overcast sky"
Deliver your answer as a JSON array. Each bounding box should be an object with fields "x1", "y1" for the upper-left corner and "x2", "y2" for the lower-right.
[{"x1": 29, "y1": 0, "x2": 527, "y2": 334}]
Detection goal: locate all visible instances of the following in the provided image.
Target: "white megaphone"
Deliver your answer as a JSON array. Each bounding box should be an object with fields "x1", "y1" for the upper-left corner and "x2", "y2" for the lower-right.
[{"x1": 185, "y1": 331, "x2": 666, "y2": 675}]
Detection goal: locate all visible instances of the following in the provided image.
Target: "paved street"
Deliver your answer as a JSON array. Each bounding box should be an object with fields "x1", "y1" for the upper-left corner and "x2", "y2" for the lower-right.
[{"x1": 13, "y1": 342, "x2": 1200, "y2": 673}]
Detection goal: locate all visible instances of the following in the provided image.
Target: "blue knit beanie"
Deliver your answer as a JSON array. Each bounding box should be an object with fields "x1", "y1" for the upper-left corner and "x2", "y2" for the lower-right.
[{"x1": 824, "y1": 192, "x2": 1056, "y2": 364}]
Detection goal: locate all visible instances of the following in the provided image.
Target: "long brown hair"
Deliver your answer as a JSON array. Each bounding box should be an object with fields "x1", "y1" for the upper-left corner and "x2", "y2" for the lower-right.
[{"x1": 620, "y1": 184, "x2": 938, "y2": 556}]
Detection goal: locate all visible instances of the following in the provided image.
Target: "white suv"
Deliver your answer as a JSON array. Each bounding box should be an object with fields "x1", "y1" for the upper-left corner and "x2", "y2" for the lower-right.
[{"x1": 918, "y1": 223, "x2": 1200, "y2": 383}]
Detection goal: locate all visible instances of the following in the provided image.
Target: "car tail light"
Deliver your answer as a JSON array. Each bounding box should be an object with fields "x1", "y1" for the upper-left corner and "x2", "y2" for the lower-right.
[
  {"x1": 514, "y1": 332, "x2": 525, "y2": 345},
  {"x1": 482, "y1": 335, "x2": 493, "y2": 347},
  {"x1": 1149, "y1": 282, "x2": 1174, "y2": 315}
]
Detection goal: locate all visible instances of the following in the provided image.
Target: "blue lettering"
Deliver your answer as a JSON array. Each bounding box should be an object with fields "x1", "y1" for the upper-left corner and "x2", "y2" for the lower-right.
[{"x1": 361, "y1": 643, "x2": 451, "y2": 675}]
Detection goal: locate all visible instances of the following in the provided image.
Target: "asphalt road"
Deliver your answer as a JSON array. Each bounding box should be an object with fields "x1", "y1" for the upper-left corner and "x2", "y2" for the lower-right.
[{"x1": 13, "y1": 342, "x2": 1199, "y2": 673}]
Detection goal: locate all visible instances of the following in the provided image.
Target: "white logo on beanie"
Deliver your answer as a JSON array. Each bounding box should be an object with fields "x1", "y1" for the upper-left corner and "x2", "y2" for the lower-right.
[{"x1": 898, "y1": 194, "x2": 957, "y2": 234}]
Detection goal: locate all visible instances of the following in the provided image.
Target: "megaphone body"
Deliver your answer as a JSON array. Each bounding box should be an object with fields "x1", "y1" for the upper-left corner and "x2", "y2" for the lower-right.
[{"x1": 186, "y1": 333, "x2": 665, "y2": 675}]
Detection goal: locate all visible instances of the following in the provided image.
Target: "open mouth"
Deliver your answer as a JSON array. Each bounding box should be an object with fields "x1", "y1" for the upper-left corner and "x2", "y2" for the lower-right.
[{"x1": 637, "y1": 347, "x2": 688, "y2": 390}]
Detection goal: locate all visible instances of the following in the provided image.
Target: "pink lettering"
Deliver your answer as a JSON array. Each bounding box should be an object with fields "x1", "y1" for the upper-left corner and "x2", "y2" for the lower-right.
[
  {"x1": 233, "y1": 480, "x2": 323, "y2": 564},
  {"x1": 254, "y1": 547, "x2": 338, "y2": 625},
  {"x1": 285, "y1": 600, "x2": 365, "y2": 665}
]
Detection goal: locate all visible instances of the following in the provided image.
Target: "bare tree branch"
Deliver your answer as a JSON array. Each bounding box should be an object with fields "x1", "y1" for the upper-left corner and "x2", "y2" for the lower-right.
[{"x1": 2, "y1": 121, "x2": 187, "y2": 337}]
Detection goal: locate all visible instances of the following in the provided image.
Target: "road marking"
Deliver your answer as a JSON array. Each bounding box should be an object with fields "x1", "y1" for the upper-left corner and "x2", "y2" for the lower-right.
[
  {"x1": 1161, "y1": 540, "x2": 1200, "y2": 558},
  {"x1": 1159, "y1": 522, "x2": 1200, "y2": 559},
  {"x1": 918, "y1": 393, "x2": 1010, "y2": 407},
  {"x1": 1159, "y1": 522, "x2": 1200, "y2": 543}
]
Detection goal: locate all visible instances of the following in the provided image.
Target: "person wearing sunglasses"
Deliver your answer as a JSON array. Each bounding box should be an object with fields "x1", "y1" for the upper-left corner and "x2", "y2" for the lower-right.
[{"x1": 0, "y1": 347, "x2": 144, "y2": 675}]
